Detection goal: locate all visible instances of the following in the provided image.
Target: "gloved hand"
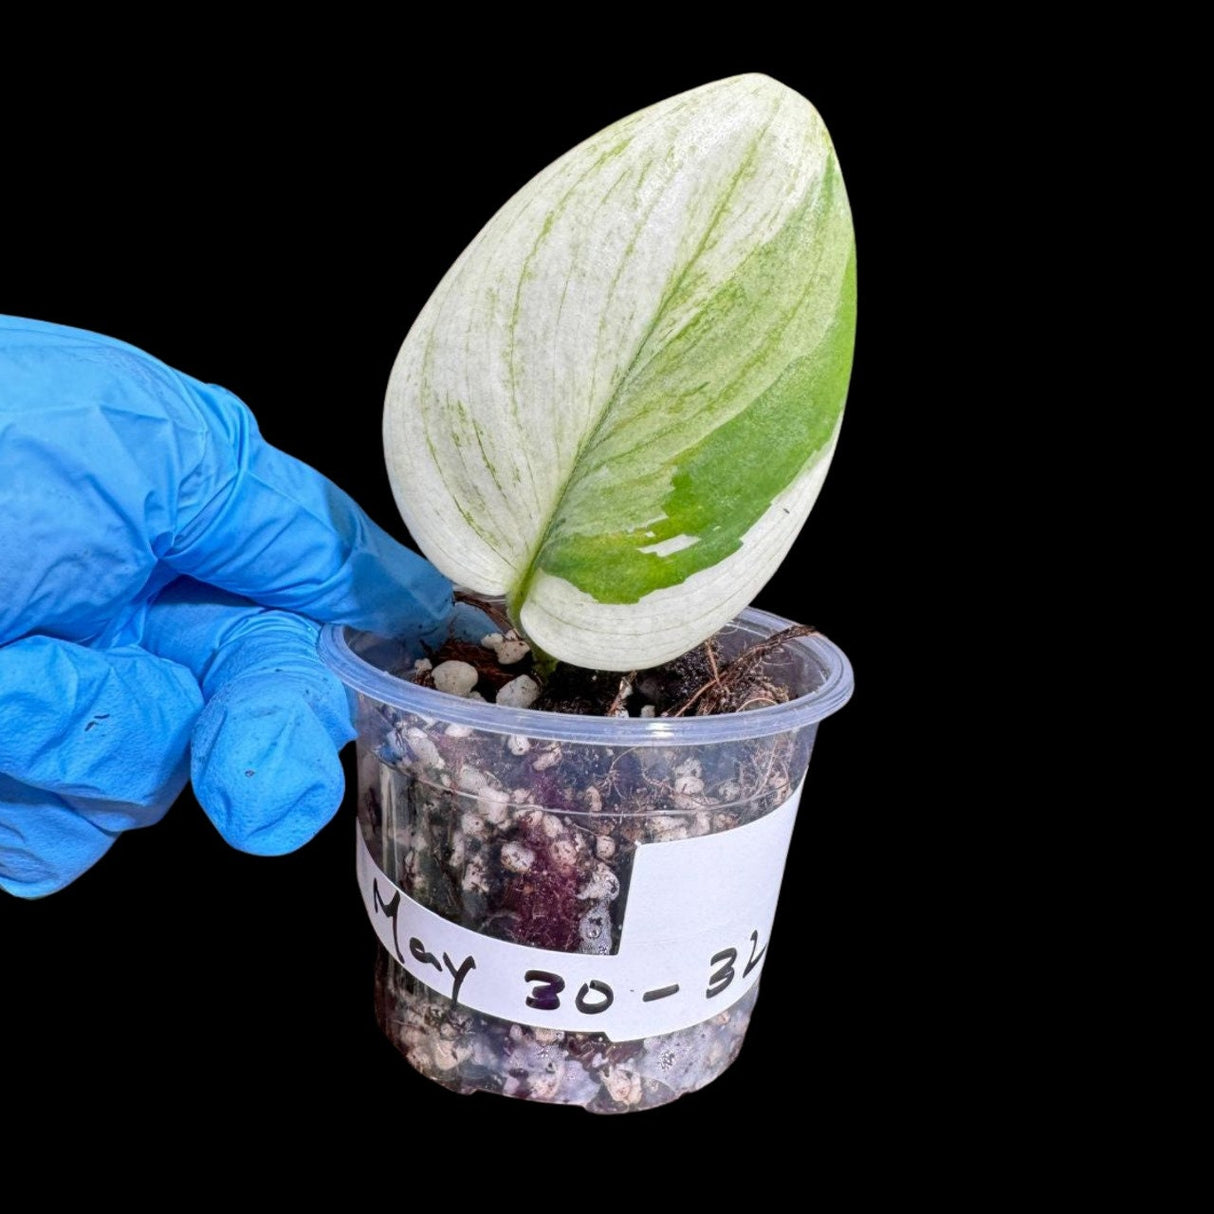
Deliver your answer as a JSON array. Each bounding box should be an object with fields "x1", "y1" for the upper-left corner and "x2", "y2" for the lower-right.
[{"x1": 1, "y1": 314, "x2": 453, "y2": 898}]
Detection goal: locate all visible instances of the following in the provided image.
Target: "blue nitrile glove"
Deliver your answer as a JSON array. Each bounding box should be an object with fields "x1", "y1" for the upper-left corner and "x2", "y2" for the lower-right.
[{"x1": 1, "y1": 315, "x2": 453, "y2": 898}]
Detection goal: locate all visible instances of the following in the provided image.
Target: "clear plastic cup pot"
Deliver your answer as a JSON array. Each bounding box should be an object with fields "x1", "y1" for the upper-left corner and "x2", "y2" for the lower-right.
[{"x1": 319, "y1": 606, "x2": 853, "y2": 1113}]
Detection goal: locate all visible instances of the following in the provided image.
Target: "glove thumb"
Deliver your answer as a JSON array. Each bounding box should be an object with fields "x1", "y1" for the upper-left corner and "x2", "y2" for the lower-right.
[{"x1": 144, "y1": 582, "x2": 355, "y2": 855}]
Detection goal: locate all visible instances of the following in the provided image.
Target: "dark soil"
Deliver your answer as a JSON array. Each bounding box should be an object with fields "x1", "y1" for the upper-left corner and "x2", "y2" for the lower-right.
[{"x1": 413, "y1": 592, "x2": 817, "y2": 717}]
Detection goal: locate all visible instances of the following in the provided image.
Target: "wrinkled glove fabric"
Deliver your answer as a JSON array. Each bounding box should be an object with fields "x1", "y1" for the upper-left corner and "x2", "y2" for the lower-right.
[{"x1": 1, "y1": 315, "x2": 451, "y2": 897}]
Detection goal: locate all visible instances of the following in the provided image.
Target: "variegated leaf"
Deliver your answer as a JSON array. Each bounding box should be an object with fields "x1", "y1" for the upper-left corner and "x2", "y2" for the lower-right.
[{"x1": 384, "y1": 73, "x2": 856, "y2": 670}]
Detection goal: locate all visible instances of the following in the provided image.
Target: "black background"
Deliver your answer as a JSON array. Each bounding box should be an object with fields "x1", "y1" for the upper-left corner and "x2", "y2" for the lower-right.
[{"x1": 2, "y1": 47, "x2": 955, "y2": 1166}]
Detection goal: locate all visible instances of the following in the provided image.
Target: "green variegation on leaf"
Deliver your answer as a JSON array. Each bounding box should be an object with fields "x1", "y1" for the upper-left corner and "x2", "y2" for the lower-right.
[{"x1": 384, "y1": 73, "x2": 855, "y2": 671}]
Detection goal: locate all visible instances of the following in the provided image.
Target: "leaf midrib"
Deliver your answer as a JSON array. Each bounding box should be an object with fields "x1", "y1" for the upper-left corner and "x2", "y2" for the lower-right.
[{"x1": 510, "y1": 87, "x2": 781, "y2": 617}]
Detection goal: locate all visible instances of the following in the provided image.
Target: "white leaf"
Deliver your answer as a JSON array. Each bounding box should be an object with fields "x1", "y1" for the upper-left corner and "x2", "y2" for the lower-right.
[{"x1": 385, "y1": 73, "x2": 855, "y2": 669}]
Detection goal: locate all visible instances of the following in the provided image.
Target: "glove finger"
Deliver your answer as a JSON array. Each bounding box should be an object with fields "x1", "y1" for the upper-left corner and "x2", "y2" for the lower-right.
[
  {"x1": 143, "y1": 581, "x2": 356, "y2": 855},
  {"x1": 164, "y1": 377, "x2": 453, "y2": 641},
  {"x1": 0, "y1": 775, "x2": 121, "y2": 899},
  {"x1": 0, "y1": 636, "x2": 201, "y2": 811},
  {"x1": 451, "y1": 598, "x2": 509, "y2": 644}
]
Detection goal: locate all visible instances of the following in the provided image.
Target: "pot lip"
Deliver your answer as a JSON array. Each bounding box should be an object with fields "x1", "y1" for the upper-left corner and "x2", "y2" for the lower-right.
[{"x1": 319, "y1": 608, "x2": 854, "y2": 745}]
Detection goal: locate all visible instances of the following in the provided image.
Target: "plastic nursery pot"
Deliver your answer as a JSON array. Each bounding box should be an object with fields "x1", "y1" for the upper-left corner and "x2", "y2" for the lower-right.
[{"x1": 319, "y1": 606, "x2": 853, "y2": 1114}]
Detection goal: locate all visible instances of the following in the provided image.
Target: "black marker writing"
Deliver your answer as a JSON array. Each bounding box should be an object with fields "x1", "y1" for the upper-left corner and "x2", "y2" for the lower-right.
[
  {"x1": 409, "y1": 938, "x2": 442, "y2": 972},
  {"x1": 575, "y1": 980, "x2": 614, "y2": 1014},
  {"x1": 524, "y1": 970, "x2": 565, "y2": 1011},
  {"x1": 706, "y1": 947, "x2": 737, "y2": 998},
  {"x1": 372, "y1": 879, "x2": 405, "y2": 964},
  {"x1": 443, "y1": 953, "x2": 476, "y2": 1005},
  {"x1": 642, "y1": 984, "x2": 680, "y2": 1002},
  {"x1": 743, "y1": 930, "x2": 767, "y2": 978}
]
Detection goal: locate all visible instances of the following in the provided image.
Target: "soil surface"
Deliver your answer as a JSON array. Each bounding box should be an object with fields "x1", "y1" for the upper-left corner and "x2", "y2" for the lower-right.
[{"x1": 412, "y1": 592, "x2": 817, "y2": 717}]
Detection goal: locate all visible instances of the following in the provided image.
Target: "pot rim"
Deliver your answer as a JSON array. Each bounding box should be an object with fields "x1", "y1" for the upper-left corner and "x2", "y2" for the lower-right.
[{"x1": 319, "y1": 607, "x2": 854, "y2": 745}]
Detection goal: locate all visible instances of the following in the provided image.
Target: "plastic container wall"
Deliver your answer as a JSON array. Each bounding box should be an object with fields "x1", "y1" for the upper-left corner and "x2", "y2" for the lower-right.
[{"x1": 320, "y1": 607, "x2": 852, "y2": 1112}]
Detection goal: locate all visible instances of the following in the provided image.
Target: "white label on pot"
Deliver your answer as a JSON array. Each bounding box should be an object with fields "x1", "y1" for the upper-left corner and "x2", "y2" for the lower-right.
[{"x1": 356, "y1": 784, "x2": 802, "y2": 1041}]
